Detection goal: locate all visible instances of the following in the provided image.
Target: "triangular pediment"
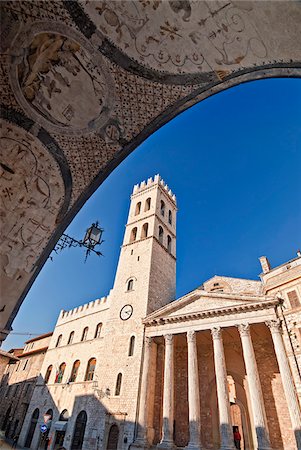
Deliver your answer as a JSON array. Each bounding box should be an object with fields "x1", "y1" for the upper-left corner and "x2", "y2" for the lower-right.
[
  {"x1": 168, "y1": 295, "x2": 257, "y2": 317},
  {"x1": 145, "y1": 289, "x2": 268, "y2": 323}
]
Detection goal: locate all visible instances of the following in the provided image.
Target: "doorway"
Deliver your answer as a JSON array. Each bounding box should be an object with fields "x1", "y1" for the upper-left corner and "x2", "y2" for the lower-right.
[
  {"x1": 70, "y1": 411, "x2": 87, "y2": 450},
  {"x1": 107, "y1": 424, "x2": 119, "y2": 450},
  {"x1": 25, "y1": 408, "x2": 39, "y2": 448}
]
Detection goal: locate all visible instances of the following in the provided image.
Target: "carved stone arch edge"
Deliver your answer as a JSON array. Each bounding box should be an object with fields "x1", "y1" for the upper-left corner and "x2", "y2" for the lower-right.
[
  {"x1": 3, "y1": 65, "x2": 300, "y2": 336},
  {"x1": 1, "y1": 105, "x2": 72, "y2": 331}
]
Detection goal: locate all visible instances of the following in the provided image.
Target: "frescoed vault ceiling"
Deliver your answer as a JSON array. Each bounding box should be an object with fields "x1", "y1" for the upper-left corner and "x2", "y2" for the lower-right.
[{"x1": 0, "y1": 0, "x2": 301, "y2": 340}]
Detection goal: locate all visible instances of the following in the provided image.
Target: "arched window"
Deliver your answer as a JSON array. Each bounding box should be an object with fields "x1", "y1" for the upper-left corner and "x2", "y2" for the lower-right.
[
  {"x1": 71, "y1": 411, "x2": 87, "y2": 450},
  {"x1": 145, "y1": 197, "x2": 151, "y2": 211},
  {"x1": 168, "y1": 210, "x2": 172, "y2": 225},
  {"x1": 128, "y1": 336, "x2": 135, "y2": 356},
  {"x1": 45, "y1": 408, "x2": 53, "y2": 422},
  {"x1": 81, "y1": 327, "x2": 88, "y2": 342},
  {"x1": 158, "y1": 226, "x2": 164, "y2": 244},
  {"x1": 160, "y1": 200, "x2": 165, "y2": 216},
  {"x1": 141, "y1": 223, "x2": 148, "y2": 238},
  {"x1": 68, "y1": 331, "x2": 74, "y2": 345},
  {"x1": 94, "y1": 323, "x2": 102, "y2": 338},
  {"x1": 135, "y1": 202, "x2": 141, "y2": 215},
  {"x1": 25, "y1": 408, "x2": 39, "y2": 448},
  {"x1": 115, "y1": 373, "x2": 122, "y2": 396},
  {"x1": 56, "y1": 363, "x2": 66, "y2": 383},
  {"x1": 59, "y1": 409, "x2": 69, "y2": 421},
  {"x1": 85, "y1": 358, "x2": 96, "y2": 381},
  {"x1": 70, "y1": 360, "x2": 80, "y2": 382},
  {"x1": 167, "y1": 235, "x2": 172, "y2": 253},
  {"x1": 127, "y1": 279, "x2": 134, "y2": 291},
  {"x1": 44, "y1": 409, "x2": 53, "y2": 431},
  {"x1": 130, "y1": 227, "x2": 137, "y2": 243},
  {"x1": 45, "y1": 365, "x2": 52, "y2": 384},
  {"x1": 55, "y1": 334, "x2": 62, "y2": 347}
]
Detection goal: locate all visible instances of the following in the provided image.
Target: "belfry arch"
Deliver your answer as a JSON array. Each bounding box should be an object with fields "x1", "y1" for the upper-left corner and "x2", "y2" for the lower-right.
[{"x1": 1, "y1": 0, "x2": 301, "y2": 340}]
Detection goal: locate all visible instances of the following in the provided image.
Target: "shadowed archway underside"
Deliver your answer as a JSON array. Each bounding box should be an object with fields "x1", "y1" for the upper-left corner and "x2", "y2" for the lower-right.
[{"x1": 0, "y1": 0, "x2": 301, "y2": 339}]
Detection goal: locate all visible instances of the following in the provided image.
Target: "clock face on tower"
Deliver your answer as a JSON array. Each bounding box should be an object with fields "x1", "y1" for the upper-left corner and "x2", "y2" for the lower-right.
[{"x1": 120, "y1": 304, "x2": 133, "y2": 320}]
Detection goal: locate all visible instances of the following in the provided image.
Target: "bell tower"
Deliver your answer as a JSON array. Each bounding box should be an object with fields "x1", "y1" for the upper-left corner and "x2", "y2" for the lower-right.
[
  {"x1": 99, "y1": 175, "x2": 177, "y2": 445},
  {"x1": 110, "y1": 174, "x2": 177, "y2": 318}
]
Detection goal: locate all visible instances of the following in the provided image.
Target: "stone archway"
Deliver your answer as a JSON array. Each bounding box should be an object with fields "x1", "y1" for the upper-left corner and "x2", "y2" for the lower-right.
[
  {"x1": 106, "y1": 424, "x2": 119, "y2": 450},
  {"x1": 1, "y1": 1, "x2": 301, "y2": 338},
  {"x1": 70, "y1": 410, "x2": 87, "y2": 450},
  {"x1": 231, "y1": 400, "x2": 252, "y2": 450},
  {"x1": 25, "y1": 408, "x2": 39, "y2": 449}
]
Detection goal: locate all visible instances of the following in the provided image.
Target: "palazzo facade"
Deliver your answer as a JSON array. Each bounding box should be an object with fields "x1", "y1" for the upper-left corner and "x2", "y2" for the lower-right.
[{"x1": 9, "y1": 176, "x2": 301, "y2": 450}]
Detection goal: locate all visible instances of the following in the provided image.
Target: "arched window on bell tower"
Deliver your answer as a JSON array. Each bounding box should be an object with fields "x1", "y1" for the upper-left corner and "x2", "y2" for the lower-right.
[
  {"x1": 128, "y1": 336, "x2": 135, "y2": 356},
  {"x1": 160, "y1": 200, "x2": 165, "y2": 217},
  {"x1": 167, "y1": 235, "x2": 172, "y2": 253},
  {"x1": 141, "y1": 223, "x2": 148, "y2": 239},
  {"x1": 127, "y1": 279, "x2": 134, "y2": 291},
  {"x1": 158, "y1": 226, "x2": 164, "y2": 244},
  {"x1": 130, "y1": 227, "x2": 137, "y2": 243},
  {"x1": 135, "y1": 202, "x2": 141, "y2": 215},
  {"x1": 145, "y1": 198, "x2": 151, "y2": 211}
]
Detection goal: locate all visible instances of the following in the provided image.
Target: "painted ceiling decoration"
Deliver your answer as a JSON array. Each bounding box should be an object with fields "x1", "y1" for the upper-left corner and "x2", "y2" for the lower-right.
[{"x1": 0, "y1": 0, "x2": 300, "y2": 340}]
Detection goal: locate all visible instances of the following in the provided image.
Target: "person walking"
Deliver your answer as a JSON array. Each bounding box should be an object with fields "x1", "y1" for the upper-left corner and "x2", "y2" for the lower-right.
[{"x1": 233, "y1": 426, "x2": 241, "y2": 449}]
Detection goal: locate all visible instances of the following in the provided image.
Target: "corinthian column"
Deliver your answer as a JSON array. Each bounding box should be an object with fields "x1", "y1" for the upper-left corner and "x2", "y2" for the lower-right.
[
  {"x1": 211, "y1": 327, "x2": 235, "y2": 450},
  {"x1": 186, "y1": 330, "x2": 202, "y2": 450},
  {"x1": 158, "y1": 334, "x2": 174, "y2": 449},
  {"x1": 266, "y1": 319, "x2": 301, "y2": 448},
  {"x1": 132, "y1": 336, "x2": 156, "y2": 448},
  {"x1": 238, "y1": 323, "x2": 271, "y2": 450}
]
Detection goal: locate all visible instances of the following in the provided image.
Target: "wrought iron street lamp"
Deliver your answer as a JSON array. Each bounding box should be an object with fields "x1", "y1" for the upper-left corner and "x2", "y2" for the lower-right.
[{"x1": 52, "y1": 221, "x2": 104, "y2": 261}]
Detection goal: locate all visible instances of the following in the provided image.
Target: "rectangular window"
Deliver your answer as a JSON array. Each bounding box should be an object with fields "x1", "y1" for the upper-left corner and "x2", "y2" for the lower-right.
[
  {"x1": 287, "y1": 290, "x2": 300, "y2": 309},
  {"x1": 23, "y1": 359, "x2": 29, "y2": 370}
]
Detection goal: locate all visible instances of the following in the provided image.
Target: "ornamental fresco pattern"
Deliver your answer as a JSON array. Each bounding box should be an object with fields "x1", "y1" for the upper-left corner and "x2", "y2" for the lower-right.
[
  {"x1": 0, "y1": 120, "x2": 65, "y2": 277},
  {"x1": 10, "y1": 23, "x2": 115, "y2": 135},
  {"x1": 82, "y1": 0, "x2": 267, "y2": 74}
]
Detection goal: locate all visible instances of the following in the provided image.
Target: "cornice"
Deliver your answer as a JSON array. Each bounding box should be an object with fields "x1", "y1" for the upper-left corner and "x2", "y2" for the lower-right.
[
  {"x1": 18, "y1": 346, "x2": 49, "y2": 357},
  {"x1": 143, "y1": 298, "x2": 280, "y2": 327},
  {"x1": 144, "y1": 289, "x2": 275, "y2": 322},
  {"x1": 122, "y1": 235, "x2": 176, "y2": 260}
]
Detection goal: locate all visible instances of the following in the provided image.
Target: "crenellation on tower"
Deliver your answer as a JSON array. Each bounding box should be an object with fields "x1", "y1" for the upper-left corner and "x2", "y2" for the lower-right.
[{"x1": 131, "y1": 174, "x2": 176, "y2": 205}]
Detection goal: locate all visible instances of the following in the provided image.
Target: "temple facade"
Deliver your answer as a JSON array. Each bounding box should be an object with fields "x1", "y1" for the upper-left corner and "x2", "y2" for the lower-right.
[{"x1": 5, "y1": 176, "x2": 300, "y2": 450}]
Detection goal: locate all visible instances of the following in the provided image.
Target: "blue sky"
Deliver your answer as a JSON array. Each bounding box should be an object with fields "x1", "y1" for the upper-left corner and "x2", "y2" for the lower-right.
[{"x1": 3, "y1": 78, "x2": 301, "y2": 350}]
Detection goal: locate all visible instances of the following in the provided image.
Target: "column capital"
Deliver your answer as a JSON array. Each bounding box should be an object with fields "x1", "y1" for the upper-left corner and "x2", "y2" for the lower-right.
[
  {"x1": 237, "y1": 323, "x2": 251, "y2": 337},
  {"x1": 145, "y1": 336, "x2": 153, "y2": 347},
  {"x1": 211, "y1": 326, "x2": 222, "y2": 340},
  {"x1": 266, "y1": 319, "x2": 282, "y2": 334},
  {"x1": 164, "y1": 334, "x2": 173, "y2": 345},
  {"x1": 187, "y1": 330, "x2": 196, "y2": 343}
]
